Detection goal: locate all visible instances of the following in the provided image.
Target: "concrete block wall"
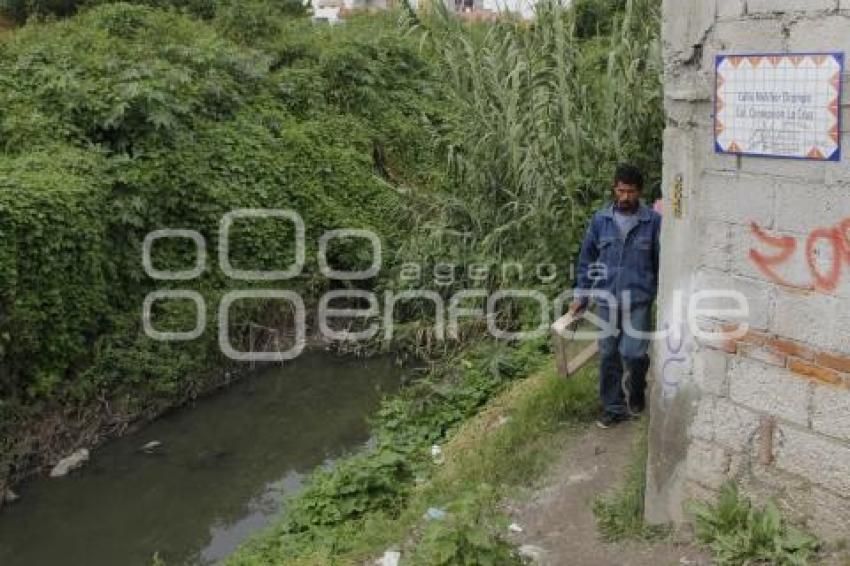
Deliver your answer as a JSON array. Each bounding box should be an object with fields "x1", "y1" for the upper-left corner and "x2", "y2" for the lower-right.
[{"x1": 646, "y1": 0, "x2": 850, "y2": 542}]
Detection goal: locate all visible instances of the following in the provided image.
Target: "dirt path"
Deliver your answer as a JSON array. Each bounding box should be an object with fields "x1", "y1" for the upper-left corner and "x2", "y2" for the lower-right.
[{"x1": 506, "y1": 419, "x2": 709, "y2": 566}]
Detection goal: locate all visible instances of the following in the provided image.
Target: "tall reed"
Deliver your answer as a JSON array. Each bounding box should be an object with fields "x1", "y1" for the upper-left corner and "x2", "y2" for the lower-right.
[{"x1": 398, "y1": 0, "x2": 662, "y2": 294}]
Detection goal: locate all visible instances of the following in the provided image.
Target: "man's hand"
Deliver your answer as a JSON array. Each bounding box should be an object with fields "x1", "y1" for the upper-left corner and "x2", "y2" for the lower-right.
[{"x1": 568, "y1": 299, "x2": 586, "y2": 316}]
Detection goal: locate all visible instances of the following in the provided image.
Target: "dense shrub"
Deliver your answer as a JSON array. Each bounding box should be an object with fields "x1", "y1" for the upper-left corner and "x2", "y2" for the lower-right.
[
  {"x1": 0, "y1": 147, "x2": 110, "y2": 400},
  {"x1": 0, "y1": 3, "x2": 447, "y2": 477},
  {"x1": 0, "y1": 0, "x2": 664, "y2": 519},
  {"x1": 572, "y1": 0, "x2": 627, "y2": 38}
]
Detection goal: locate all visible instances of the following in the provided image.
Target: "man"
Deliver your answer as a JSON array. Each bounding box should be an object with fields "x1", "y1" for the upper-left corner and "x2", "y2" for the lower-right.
[{"x1": 569, "y1": 164, "x2": 662, "y2": 428}]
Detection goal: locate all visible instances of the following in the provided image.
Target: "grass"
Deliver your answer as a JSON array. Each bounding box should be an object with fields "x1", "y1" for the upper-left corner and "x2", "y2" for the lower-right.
[
  {"x1": 400, "y1": 359, "x2": 600, "y2": 563},
  {"x1": 229, "y1": 357, "x2": 599, "y2": 564},
  {"x1": 437, "y1": 359, "x2": 599, "y2": 486},
  {"x1": 690, "y1": 483, "x2": 820, "y2": 566},
  {"x1": 593, "y1": 415, "x2": 670, "y2": 541}
]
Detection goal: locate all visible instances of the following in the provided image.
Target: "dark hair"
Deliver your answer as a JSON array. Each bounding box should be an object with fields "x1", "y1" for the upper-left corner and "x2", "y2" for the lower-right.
[{"x1": 614, "y1": 163, "x2": 644, "y2": 191}]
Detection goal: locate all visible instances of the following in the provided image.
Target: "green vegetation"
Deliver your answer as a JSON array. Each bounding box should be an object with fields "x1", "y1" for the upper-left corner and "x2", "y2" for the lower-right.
[
  {"x1": 0, "y1": 0, "x2": 81, "y2": 22},
  {"x1": 0, "y1": 0, "x2": 665, "y2": 560},
  {"x1": 230, "y1": 351, "x2": 599, "y2": 564},
  {"x1": 572, "y1": 0, "x2": 627, "y2": 38},
  {"x1": 397, "y1": 0, "x2": 662, "y2": 299},
  {"x1": 0, "y1": 3, "x2": 448, "y2": 482},
  {"x1": 691, "y1": 483, "x2": 820, "y2": 566},
  {"x1": 593, "y1": 416, "x2": 669, "y2": 541},
  {"x1": 229, "y1": 338, "x2": 551, "y2": 563},
  {"x1": 0, "y1": 0, "x2": 305, "y2": 25},
  {"x1": 408, "y1": 485, "x2": 522, "y2": 566}
]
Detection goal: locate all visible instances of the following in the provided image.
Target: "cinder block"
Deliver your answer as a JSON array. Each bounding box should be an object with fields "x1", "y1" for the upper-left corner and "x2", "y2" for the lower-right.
[
  {"x1": 739, "y1": 157, "x2": 827, "y2": 184},
  {"x1": 703, "y1": 19, "x2": 786, "y2": 76},
  {"x1": 702, "y1": 145, "x2": 741, "y2": 175},
  {"x1": 694, "y1": 110, "x2": 741, "y2": 174},
  {"x1": 663, "y1": 0, "x2": 717, "y2": 63},
  {"x1": 837, "y1": 279, "x2": 850, "y2": 303},
  {"x1": 662, "y1": 127, "x2": 691, "y2": 189},
  {"x1": 697, "y1": 220, "x2": 732, "y2": 272},
  {"x1": 772, "y1": 289, "x2": 840, "y2": 350},
  {"x1": 729, "y1": 357, "x2": 811, "y2": 426},
  {"x1": 808, "y1": 486, "x2": 850, "y2": 541},
  {"x1": 832, "y1": 305, "x2": 850, "y2": 353},
  {"x1": 716, "y1": 0, "x2": 745, "y2": 19},
  {"x1": 825, "y1": 149, "x2": 850, "y2": 186},
  {"x1": 812, "y1": 385, "x2": 850, "y2": 441},
  {"x1": 665, "y1": 99, "x2": 697, "y2": 129},
  {"x1": 682, "y1": 481, "x2": 720, "y2": 518},
  {"x1": 714, "y1": 399, "x2": 761, "y2": 450},
  {"x1": 728, "y1": 223, "x2": 767, "y2": 281},
  {"x1": 740, "y1": 465, "x2": 827, "y2": 535},
  {"x1": 842, "y1": 104, "x2": 850, "y2": 136},
  {"x1": 699, "y1": 171, "x2": 775, "y2": 227},
  {"x1": 736, "y1": 327, "x2": 771, "y2": 346},
  {"x1": 693, "y1": 270, "x2": 773, "y2": 330},
  {"x1": 666, "y1": 72, "x2": 713, "y2": 105},
  {"x1": 747, "y1": 0, "x2": 836, "y2": 14},
  {"x1": 774, "y1": 182, "x2": 850, "y2": 236},
  {"x1": 685, "y1": 439, "x2": 730, "y2": 489},
  {"x1": 739, "y1": 343, "x2": 787, "y2": 367},
  {"x1": 789, "y1": 15, "x2": 850, "y2": 53},
  {"x1": 775, "y1": 424, "x2": 850, "y2": 495},
  {"x1": 690, "y1": 396, "x2": 716, "y2": 442},
  {"x1": 696, "y1": 325, "x2": 739, "y2": 354},
  {"x1": 693, "y1": 348, "x2": 730, "y2": 396}
]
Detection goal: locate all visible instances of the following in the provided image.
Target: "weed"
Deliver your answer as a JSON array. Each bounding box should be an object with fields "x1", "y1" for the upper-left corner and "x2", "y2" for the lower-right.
[
  {"x1": 690, "y1": 482, "x2": 820, "y2": 565},
  {"x1": 230, "y1": 358, "x2": 600, "y2": 564},
  {"x1": 593, "y1": 416, "x2": 669, "y2": 541},
  {"x1": 409, "y1": 485, "x2": 522, "y2": 565}
]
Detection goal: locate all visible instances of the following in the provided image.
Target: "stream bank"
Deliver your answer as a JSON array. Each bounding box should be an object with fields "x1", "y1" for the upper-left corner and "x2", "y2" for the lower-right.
[{"x1": 0, "y1": 352, "x2": 405, "y2": 565}]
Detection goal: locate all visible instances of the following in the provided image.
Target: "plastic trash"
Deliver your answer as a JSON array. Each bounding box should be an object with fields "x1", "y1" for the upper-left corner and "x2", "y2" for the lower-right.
[
  {"x1": 378, "y1": 550, "x2": 401, "y2": 566},
  {"x1": 50, "y1": 448, "x2": 90, "y2": 478},
  {"x1": 141, "y1": 441, "x2": 162, "y2": 452},
  {"x1": 518, "y1": 544, "x2": 545, "y2": 563},
  {"x1": 430, "y1": 444, "x2": 444, "y2": 464},
  {"x1": 424, "y1": 507, "x2": 447, "y2": 521}
]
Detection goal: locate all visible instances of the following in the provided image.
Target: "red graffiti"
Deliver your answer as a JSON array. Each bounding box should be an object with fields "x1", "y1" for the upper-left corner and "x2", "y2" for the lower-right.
[
  {"x1": 841, "y1": 218, "x2": 850, "y2": 263},
  {"x1": 749, "y1": 222, "x2": 797, "y2": 287},
  {"x1": 750, "y1": 219, "x2": 850, "y2": 292}
]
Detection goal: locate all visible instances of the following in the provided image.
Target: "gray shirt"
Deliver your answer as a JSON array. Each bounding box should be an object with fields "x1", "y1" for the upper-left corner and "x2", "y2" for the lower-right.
[{"x1": 613, "y1": 209, "x2": 639, "y2": 241}]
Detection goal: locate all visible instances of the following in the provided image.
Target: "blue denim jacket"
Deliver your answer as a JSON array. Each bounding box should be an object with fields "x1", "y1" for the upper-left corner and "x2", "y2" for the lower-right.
[{"x1": 574, "y1": 203, "x2": 662, "y2": 306}]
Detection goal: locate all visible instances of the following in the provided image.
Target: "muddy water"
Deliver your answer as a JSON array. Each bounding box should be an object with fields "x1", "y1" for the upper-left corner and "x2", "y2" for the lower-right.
[{"x1": 0, "y1": 353, "x2": 405, "y2": 565}]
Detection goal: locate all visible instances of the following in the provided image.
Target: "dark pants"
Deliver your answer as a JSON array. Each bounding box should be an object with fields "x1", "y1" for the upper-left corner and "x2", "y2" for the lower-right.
[{"x1": 597, "y1": 302, "x2": 652, "y2": 416}]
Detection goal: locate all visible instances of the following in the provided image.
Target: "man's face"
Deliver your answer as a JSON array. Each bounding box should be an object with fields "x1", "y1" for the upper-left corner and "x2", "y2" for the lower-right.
[{"x1": 613, "y1": 181, "x2": 641, "y2": 212}]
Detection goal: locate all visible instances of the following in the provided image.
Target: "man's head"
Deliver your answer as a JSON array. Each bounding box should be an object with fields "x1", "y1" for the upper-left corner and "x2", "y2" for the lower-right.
[{"x1": 612, "y1": 163, "x2": 644, "y2": 213}]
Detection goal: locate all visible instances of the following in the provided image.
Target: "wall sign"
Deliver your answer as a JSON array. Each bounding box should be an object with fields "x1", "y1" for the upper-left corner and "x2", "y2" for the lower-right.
[{"x1": 715, "y1": 53, "x2": 843, "y2": 161}]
